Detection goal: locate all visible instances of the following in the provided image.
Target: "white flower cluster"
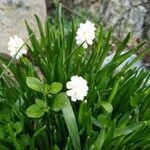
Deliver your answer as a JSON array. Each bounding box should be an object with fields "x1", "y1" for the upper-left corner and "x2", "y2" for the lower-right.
[
  {"x1": 76, "y1": 20, "x2": 96, "y2": 49},
  {"x1": 8, "y1": 35, "x2": 27, "y2": 59},
  {"x1": 66, "y1": 75, "x2": 88, "y2": 102}
]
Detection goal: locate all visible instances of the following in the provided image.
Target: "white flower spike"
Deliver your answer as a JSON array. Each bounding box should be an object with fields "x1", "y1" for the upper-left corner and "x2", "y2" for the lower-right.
[
  {"x1": 66, "y1": 75, "x2": 88, "y2": 102},
  {"x1": 8, "y1": 35, "x2": 27, "y2": 59},
  {"x1": 76, "y1": 20, "x2": 96, "y2": 49}
]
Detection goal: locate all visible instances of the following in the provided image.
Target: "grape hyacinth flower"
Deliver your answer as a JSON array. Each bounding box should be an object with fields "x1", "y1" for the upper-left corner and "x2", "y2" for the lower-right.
[
  {"x1": 66, "y1": 75, "x2": 88, "y2": 101},
  {"x1": 8, "y1": 35, "x2": 27, "y2": 59},
  {"x1": 76, "y1": 20, "x2": 96, "y2": 49}
]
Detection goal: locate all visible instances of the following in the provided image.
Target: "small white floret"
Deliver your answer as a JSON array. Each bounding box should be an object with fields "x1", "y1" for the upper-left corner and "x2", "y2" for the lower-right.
[
  {"x1": 66, "y1": 75, "x2": 88, "y2": 101},
  {"x1": 76, "y1": 20, "x2": 96, "y2": 49},
  {"x1": 8, "y1": 35, "x2": 27, "y2": 59}
]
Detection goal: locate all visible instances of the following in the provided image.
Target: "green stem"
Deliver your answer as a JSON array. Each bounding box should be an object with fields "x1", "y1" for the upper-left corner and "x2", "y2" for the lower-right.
[
  {"x1": 44, "y1": 94, "x2": 47, "y2": 103},
  {"x1": 64, "y1": 42, "x2": 84, "y2": 64}
]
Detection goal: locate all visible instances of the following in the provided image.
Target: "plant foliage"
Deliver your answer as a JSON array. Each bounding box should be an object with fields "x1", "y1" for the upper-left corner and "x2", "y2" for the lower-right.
[{"x1": 0, "y1": 8, "x2": 150, "y2": 150}]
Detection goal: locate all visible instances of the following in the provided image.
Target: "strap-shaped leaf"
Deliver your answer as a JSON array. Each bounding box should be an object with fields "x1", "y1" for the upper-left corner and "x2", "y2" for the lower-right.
[
  {"x1": 78, "y1": 100, "x2": 87, "y2": 127},
  {"x1": 100, "y1": 100, "x2": 113, "y2": 113},
  {"x1": 53, "y1": 93, "x2": 81, "y2": 150},
  {"x1": 113, "y1": 33, "x2": 130, "y2": 60},
  {"x1": 94, "y1": 127, "x2": 106, "y2": 150},
  {"x1": 114, "y1": 121, "x2": 147, "y2": 138}
]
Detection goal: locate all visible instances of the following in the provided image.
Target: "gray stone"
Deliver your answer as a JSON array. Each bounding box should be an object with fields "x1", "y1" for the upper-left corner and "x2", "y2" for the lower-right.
[
  {"x1": 99, "y1": 0, "x2": 147, "y2": 42},
  {"x1": 67, "y1": 0, "x2": 150, "y2": 42},
  {"x1": 131, "y1": 0, "x2": 141, "y2": 6},
  {"x1": 0, "y1": 0, "x2": 46, "y2": 54}
]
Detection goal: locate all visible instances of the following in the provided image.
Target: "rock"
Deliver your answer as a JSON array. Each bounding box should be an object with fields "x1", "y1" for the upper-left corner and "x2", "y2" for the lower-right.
[
  {"x1": 0, "y1": 0, "x2": 46, "y2": 54},
  {"x1": 99, "y1": 0, "x2": 147, "y2": 41},
  {"x1": 131, "y1": 0, "x2": 141, "y2": 6},
  {"x1": 61, "y1": 0, "x2": 150, "y2": 40}
]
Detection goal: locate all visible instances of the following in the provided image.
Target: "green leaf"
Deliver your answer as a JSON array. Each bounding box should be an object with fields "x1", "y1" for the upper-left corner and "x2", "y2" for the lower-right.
[
  {"x1": 114, "y1": 121, "x2": 145, "y2": 138},
  {"x1": 96, "y1": 24, "x2": 104, "y2": 53},
  {"x1": 0, "y1": 129, "x2": 4, "y2": 139},
  {"x1": 35, "y1": 99, "x2": 47, "y2": 109},
  {"x1": 53, "y1": 145, "x2": 60, "y2": 150},
  {"x1": 35, "y1": 99, "x2": 49, "y2": 112},
  {"x1": 0, "y1": 143, "x2": 10, "y2": 150},
  {"x1": 108, "y1": 77, "x2": 122, "y2": 103},
  {"x1": 78, "y1": 100, "x2": 87, "y2": 127},
  {"x1": 92, "y1": 116, "x2": 102, "y2": 128},
  {"x1": 98, "y1": 27, "x2": 112, "y2": 68},
  {"x1": 97, "y1": 114, "x2": 109, "y2": 128},
  {"x1": 45, "y1": 82, "x2": 62, "y2": 94},
  {"x1": 101, "y1": 101, "x2": 113, "y2": 113},
  {"x1": 113, "y1": 33, "x2": 130, "y2": 59},
  {"x1": 123, "y1": 48, "x2": 150, "y2": 72},
  {"x1": 14, "y1": 122, "x2": 23, "y2": 134},
  {"x1": 114, "y1": 41, "x2": 145, "y2": 66},
  {"x1": 26, "y1": 77, "x2": 44, "y2": 93},
  {"x1": 0, "y1": 108, "x2": 11, "y2": 121},
  {"x1": 26, "y1": 104, "x2": 44, "y2": 118},
  {"x1": 94, "y1": 128, "x2": 106, "y2": 150},
  {"x1": 35, "y1": 15, "x2": 45, "y2": 44},
  {"x1": 130, "y1": 97, "x2": 138, "y2": 108},
  {"x1": 53, "y1": 93, "x2": 81, "y2": 150},
  {"x1": 86, "y1": 108, "x2": 92, "y2": 137},
  {"x1": 52, "y1": 93, "x2": 67, "y2": 111},
  {"x1": 30, "y1": 126, "x2": 46, "y2": 150},
  {"x1": 102, "y1": 120, "x2": 116, "y2": 150},
  {"x1": 25, "y1": 20, "x2": 41, "y2": 53}
]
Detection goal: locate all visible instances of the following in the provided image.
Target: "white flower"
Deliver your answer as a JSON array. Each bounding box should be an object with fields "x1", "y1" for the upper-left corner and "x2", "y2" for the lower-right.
[
  {"x1": 76, "y1": 20, "x2": 96, "y2": 49},
  {"x1": 8, "y1": 35, "x2": 27, "y2": 59},
  {"x1": 66, "y1": 75, "x2": 88, "y2": 101}
]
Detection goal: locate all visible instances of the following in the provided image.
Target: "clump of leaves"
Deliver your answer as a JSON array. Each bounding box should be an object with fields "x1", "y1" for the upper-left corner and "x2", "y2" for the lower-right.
[{"x1": 0, "y1": 6, "x2": 150, "y2": 150}]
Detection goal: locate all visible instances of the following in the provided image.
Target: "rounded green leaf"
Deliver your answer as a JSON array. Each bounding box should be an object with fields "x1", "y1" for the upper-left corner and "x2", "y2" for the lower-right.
[
  {"x1": 35, "y1": 99, "x2": 49, "y2": 112},
  {"x1": 35, "y1": 99, "x2": 47, "y2": 109},
  {"x1": 47, "y1": 82, "x2": 62, "y2": 94},
  {"x1": 26, "y1": 104, "x2": 44, "y2": 118},
  {"x1": 26, "y1": 77, "x2": 44, "y2": 93},
  {"x1": 14, "y1": 122, "x2": 23, "y2": 134}
]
